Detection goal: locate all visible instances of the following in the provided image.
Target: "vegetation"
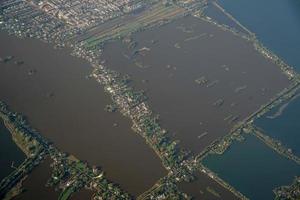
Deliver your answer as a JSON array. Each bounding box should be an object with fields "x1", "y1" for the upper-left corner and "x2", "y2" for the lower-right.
[{"x1": 274, "y1": 177, "x2": 300, "y2": 200}]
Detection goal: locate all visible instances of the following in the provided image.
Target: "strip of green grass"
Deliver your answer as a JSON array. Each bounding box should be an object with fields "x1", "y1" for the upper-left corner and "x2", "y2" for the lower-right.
[{"x1": 58, "y1": 187, "x2": 74, "y2": 200}]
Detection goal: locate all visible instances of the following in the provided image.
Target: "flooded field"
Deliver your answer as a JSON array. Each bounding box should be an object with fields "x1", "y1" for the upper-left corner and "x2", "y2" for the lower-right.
[
  {"x1": 0, "y1": 119, "x2": 25, "y2": 181},
  {"x1": 0, "y1": 31, "x2": 166, "y2": 196},
  {"x1": 202, "y1": 134, "x2": 300, "y2": 200},
  {"x1": 101, "y1": 15, "x2": 290, "y2": 154},
  {"x1": 179, "y1": 172, "x2": 238, "y2": 200},
  {"x1": 255, "y1": 92, "x2": 300, "y2": 157},
  {"x1": 13, "y1": 158, "x2": 59, "y2": 200}
]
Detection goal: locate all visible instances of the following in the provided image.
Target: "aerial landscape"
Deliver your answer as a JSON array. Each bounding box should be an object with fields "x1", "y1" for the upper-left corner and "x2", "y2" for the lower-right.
[{"x1": 0, "y1": 0, "x2": 299, "y2": 199}]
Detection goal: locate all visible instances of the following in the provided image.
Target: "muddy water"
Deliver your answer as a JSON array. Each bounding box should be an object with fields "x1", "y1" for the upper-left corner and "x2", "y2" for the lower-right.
[
  {"x1": 0, "y1": 31, "x2": 166, "y2": 196},
  {"x1": 13, "y1": 158, "x2": 59, "y2": 200},
  {"x1": 70, "y1": 189, "x2": 93, "y2": 200},
  {"x1": 101, "y1": 15, "x2": 290, "y2": 154},
  {"x1": 179, "y1": 172, "x2": 239, "y2": 200}
]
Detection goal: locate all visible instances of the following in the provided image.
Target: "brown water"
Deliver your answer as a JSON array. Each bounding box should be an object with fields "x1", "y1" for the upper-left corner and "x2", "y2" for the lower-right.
[
  {"x1": 179, "y1": 172, "x2": 239, "y2": 200},
  {"x1": 101, "y1": 15, "x2": 290, "y2": 154},
  {"x1": 0, "y1": 31, "x2": 166, "y2": 196},
  {"x1": 70, "y1": 189, "x2": 93, "y2": 200},
  {"x1": 13, "y1": 158, "x2": 59, "y2": 200}
]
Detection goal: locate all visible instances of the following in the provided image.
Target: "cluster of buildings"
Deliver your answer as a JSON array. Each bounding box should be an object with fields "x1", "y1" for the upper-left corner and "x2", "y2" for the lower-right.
[
  {"x1": 176, "y1": 0, "x2": 207, "y2": 12},
  {"x1": 274, "y1": 177, "x2": 300, "y2": 200},
  {"x1": 35, "y1": 0, "x2": 131, "y2": 28},
  {"x1": 32, "y1": 0, "x2": 154, "y2": 29},
  {"x1": 0, "y1": 0, "x2": 79, "y2": 47},
  {"x1": 48, "y1": 149, "x2": 131, "y2": 200},
  {"x1": 0, "y1": 0, "x2": 150, "y2": 48},
  {"x1": 143, "y1": 176, "x2": 191, "y2": 200}
]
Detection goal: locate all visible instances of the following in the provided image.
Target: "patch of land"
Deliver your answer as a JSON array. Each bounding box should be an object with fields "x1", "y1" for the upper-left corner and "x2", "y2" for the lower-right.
[{"x1": 80, "y1": 2, "x2": 186, "y2": 49}]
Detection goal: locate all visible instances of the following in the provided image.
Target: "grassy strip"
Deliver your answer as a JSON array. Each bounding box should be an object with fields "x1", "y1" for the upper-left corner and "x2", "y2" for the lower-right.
[{"x1": 58, "y1": 187, "x2": 75, "y2": 200}]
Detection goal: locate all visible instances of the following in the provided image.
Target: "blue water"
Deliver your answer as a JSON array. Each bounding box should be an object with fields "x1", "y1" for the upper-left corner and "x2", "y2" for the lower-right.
[
  {"x1": 202, "y1": 135, "x2": 300, "y2": 200},
  {"x1": 255, "y1": 95, "x2": 300, "y2": 157},
  {"x1": 218, "y1": 0, "x2": 300, "y2": 71},
  {"x1": 0, "y1": 119, "x2": 25, "y2": 181},
  {"x1": 204, "y1": 2, "x2": 248, "y2": 35}
]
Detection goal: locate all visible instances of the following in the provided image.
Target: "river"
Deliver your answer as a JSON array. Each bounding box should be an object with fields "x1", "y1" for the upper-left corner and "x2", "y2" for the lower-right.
[{"x1": 0, "y1": 30, "x2": 166, "y2": 196}]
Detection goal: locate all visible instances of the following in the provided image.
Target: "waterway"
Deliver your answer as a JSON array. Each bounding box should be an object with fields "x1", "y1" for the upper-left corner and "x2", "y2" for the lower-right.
[
  {"x1": 101, "y1": 15, "x2": 290, "y2": 154},
  {"x1": 0, "y1": 119, "x2": 25, "y2": 181},
  {"x1": 0, "y1": 30, "x2": 166, "y2": 196},
  {"x1": 202, "y1": 134, "x2": 300, "y2": 200},
  {"x1": 218, "y1": 0, "x2": 300, "y2": 71},
  {"x1": 255, "y1": 93, "x2": 300, "y2": 157}
]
